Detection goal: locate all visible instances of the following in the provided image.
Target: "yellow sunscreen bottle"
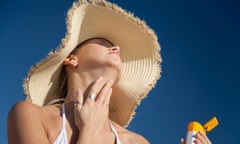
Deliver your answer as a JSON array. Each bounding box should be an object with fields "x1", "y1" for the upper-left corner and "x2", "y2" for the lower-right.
[{"x1": 186, "y1": 117, "x2": 219, "y2": 144}]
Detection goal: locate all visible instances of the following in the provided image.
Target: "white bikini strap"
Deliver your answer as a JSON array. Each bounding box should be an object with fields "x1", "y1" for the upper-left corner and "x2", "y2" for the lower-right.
[
  {"x1": 61, "y1": 104, "x2": 66, "y2": 129},
  {"x1": 46, "y1": 98, "x2": 65, "y2": 105},
  {"x1": 109, "y1": 121, "x2": 121, "y2": 144},
  {"x1": 46, "y1": 99, "x2": 66, "y2": 129}
]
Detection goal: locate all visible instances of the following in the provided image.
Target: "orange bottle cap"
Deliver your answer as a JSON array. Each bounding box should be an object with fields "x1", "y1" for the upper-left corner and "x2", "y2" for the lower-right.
[
  {"x1": 204, "y1": 117, "x2": 219, "y2": 132},
  {"x1": 187, "y1": 117, "x2": 219, "y2": 133},
  {"x1": 188, "y1": 121, "x2": 206, "y2": 134}
]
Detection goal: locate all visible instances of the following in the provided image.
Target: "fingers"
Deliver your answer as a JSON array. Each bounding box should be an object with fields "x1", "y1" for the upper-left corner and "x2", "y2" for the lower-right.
[
  {"x1": 72, "y1": 77, "x2": 113, "y2": 108},
  {"x1": 96, "y1": 80, "x2": 113, "y2": 106},
  {"x1": 87, "y1": 77, "x2": 104, "y2": 101},
  {"x1": 103, "y1": 87, "x2": 112, "y2": 108},
  {"x1": 180, "y1": 138, "x2": 185, "y2": 144},
  {"x1": 195, "y1": 132, "x2": 212, "y2": 144},
  {"x1": 73, "y1": 89, "x2": 83, "y2": 128},
  {"x1": 74, "y1": 89, "x2": 83, "y2": 110},
  {"x1": 181, "y1": 132, "x2": 211, "y2": 144},
  {"x1": 86, "y1": 77, "x2": 113, "y2": 106},
  {"x1": 73, "y1": 77, "x2": 113, "y2": 130}
]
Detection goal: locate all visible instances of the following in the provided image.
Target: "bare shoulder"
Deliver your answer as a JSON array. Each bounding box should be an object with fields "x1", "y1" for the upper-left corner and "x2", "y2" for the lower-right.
[
  {"x1": 8, "y1": 100, "x2": 43, "y2": 122},
  {"x1": 124, "y1": 130, "x2": 150, "y2": 144},
  {"x1": 8, "y1": 101, "x2": 49, "y2": 144},
  {"x1": 112, "y1": 121, "x2": 150, "y2": 144}
]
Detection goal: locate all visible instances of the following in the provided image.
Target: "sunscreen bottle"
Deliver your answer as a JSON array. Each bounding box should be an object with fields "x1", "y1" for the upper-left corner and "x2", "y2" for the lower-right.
[{"x1": 186, "y1": 117, "x2": 219, "y2": 144}]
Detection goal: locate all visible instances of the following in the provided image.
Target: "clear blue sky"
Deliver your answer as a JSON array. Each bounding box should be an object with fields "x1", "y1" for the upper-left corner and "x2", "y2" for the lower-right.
[{"x1": 1, "y1": 0, "x2": 239, "y2": 143}]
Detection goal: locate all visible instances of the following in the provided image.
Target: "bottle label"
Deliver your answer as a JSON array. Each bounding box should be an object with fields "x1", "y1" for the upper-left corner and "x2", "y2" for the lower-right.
[{"x1": 186, "y1": 131, "x2": 197, "y2": 144}]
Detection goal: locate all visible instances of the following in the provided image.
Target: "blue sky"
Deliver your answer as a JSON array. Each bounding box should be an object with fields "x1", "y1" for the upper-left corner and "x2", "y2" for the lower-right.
[{"x1": 1, "y1": 0, "x2": 239, "y2": 143}]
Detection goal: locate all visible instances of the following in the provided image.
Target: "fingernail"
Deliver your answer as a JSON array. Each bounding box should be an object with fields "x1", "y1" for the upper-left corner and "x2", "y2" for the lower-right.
[{"x1": 195, "y1": 132, "x2": 200, "y2": 137}]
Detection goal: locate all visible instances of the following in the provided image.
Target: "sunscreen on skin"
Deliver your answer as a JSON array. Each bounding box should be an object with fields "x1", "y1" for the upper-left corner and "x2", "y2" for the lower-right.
[{"x1": 186, "y1": 117, "x2": 219, "y2": 144}]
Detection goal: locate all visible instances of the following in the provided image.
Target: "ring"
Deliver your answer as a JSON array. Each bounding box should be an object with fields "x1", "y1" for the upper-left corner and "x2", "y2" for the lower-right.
[
  {"x1": 89, "y1": 93, "x2": 96, "y2": 100},
  {"x1": 74, "y1": 100, "x2": 82, "y2": 106}
]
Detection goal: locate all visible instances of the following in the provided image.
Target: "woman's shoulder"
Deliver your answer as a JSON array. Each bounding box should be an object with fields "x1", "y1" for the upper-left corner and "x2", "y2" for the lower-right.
[
  {"x1": 111, "y1": 121, "x2": 150, "y2": 144},
  {"x1": 8, "y1": 100, "x2": 44, "y2": 126},
  {"x1": 7, "y1": 101, "x2": 52, "y2": 143},
  {"x1": 8, "y1": 100, "x2": 42, "y2": 115}
]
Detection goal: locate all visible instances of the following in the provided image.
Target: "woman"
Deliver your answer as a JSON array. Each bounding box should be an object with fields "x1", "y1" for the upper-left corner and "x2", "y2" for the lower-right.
[{"x1": 7, "y1": 0, "x2": 212, "y2": 144}]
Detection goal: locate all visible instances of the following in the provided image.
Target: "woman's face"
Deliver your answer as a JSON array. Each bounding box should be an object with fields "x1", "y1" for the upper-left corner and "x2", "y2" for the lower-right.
[{"x1": 74, "y1": 38, "x2": 123, "y2": 77}]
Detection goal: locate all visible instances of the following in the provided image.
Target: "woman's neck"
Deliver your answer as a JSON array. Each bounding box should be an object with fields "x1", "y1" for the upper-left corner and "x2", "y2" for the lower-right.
[
  {"x1": 63, "y1": 70, "x2": 115, "y2": 133},
  {"x1": 64, "y1": 68, "x2": 118, "y2": 102}
]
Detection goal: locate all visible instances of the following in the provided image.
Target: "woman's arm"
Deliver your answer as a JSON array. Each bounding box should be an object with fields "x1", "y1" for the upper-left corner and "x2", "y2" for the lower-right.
[{"x1": 7, "y1": 101, "x2": 50, "y2": 144}]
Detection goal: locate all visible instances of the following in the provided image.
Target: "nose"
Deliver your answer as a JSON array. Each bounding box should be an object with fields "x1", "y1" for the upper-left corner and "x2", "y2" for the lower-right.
[{"x1": 110, "y1": 46, "x2": 120, "y2": 52}]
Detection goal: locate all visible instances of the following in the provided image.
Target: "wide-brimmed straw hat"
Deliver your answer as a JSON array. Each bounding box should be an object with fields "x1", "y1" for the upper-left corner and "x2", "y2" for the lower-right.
[{"x1": 23, "y1": 0, "x2": 161, "y2": 127}]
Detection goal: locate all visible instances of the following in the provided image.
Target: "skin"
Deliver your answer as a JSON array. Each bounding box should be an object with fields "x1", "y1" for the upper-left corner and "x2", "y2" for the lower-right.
[
  {"x1": 180, "y1": 132, "x2": 212, "y2": 144},
  {"x1": 7, "y1": 38, "x2": 212, "y2": 144},
  {"x1": 8, "y1": 38, "x2": 148, "y2": 144}
]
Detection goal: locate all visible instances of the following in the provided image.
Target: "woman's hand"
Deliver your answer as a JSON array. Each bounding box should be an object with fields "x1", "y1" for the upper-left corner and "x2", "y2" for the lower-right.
[
  {"x1": 73, "y1": 77, "x2": 113, "y2": 142},
  {"x1": 180, "y1": 132, "x2": 212, "y2": 144}
]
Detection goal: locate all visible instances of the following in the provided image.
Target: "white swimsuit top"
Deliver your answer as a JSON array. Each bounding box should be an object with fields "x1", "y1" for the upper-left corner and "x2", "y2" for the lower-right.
[{"x1": 48, "y1": 99, "x2": 122, "y2": 144}]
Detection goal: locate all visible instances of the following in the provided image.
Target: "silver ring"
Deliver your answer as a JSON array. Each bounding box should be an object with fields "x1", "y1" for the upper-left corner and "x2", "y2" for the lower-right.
[
  {"x1": 74, "y1": 100, "x2": 82, "y2": 106},
  {"x1": 89, "y1": 93, "x2": 96, "y2": 100}
]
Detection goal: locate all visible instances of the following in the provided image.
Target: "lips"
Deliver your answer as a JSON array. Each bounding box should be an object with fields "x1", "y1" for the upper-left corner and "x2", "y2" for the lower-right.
[{"x1": 108, "y1": 51, "x2": 120, "y2": 56}]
